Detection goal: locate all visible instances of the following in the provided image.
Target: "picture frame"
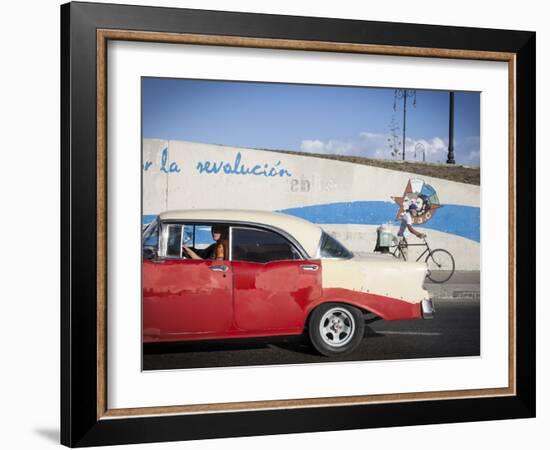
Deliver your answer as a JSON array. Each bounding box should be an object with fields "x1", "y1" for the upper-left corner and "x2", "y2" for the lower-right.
[{"x1": 60, "y1": 1, "x2": 535, "y2": 447}]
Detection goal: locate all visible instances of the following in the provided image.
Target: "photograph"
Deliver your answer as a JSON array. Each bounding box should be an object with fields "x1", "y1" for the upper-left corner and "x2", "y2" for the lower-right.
[
  {"x1": 141, "y1": 78, "x2": 481, "y2": 370},
  {"x1": 57, "y1": 1, "x2": 536, "y2": 446}
]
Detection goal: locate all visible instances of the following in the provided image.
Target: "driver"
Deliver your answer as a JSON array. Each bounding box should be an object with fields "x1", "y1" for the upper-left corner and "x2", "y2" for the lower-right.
[{"x1": 182, "y1": 225, "x2": 228, "y2": 261}]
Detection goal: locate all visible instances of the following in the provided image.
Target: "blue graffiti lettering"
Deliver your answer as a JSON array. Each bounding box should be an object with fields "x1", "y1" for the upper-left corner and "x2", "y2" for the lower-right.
[
  {"x1": 143, "y1": 161, "x2": 153, "y2": 171},
  {"x1": 196, "y1": 161, "x2": 209, "y2": 172},
  {"x1": 160, "y1": 148, "x2": 181, "y2": 173},
  {"x1": 160, "y1": 148, "x2": 169, "y2": 173},
  {"x1": 251, "y1": 165, "x2": 263, "y2": 175},
  {"x1": 195, "y1": 152, "x2": 292, "y2": 177},
  {"x1": 233, "y1": 152, "x2": 243, "y2": 174}
]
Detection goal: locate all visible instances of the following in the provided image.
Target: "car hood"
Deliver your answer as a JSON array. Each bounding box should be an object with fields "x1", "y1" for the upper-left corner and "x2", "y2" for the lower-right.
[{"x1": 321, "y1": 252, "x2": 429, "y2": 303}]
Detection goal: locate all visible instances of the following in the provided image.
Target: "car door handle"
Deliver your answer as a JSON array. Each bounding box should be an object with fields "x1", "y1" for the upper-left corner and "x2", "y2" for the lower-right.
[
  {"x1": 300, "y1": 264, "x2": 319, "y2": 271},
  {"x1": 209, "y1": 265, "x2": 229, "y2": 273}
]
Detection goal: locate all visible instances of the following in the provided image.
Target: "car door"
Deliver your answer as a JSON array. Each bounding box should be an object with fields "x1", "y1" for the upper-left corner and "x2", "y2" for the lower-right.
[
  {"x1": 143, "y1": 223, "x2": 233, "y2": 341},
  {"x1": 231, "y1": 226, "x2": 322, "y2": 332}
]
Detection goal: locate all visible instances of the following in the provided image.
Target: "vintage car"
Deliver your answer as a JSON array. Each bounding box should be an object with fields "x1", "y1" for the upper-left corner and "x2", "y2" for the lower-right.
[{"x1": 143, "y1": 209, "x2": 434, "y2": 356}]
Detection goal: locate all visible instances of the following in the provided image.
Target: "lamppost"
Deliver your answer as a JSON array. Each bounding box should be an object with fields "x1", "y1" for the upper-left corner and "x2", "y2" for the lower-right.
[
  {"x1": 415, "y1": 142, "x2": 426, "y2": 162},
  {"x1": 394, "y1": 89, "x2": 417, "y2": 161},
  {"x1": 447, "y1": 91, "x2": 456, "y2": 164}
]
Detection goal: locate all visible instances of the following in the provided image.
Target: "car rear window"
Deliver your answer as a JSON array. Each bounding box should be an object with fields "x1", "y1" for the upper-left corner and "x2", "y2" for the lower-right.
[{"x1": 319, "y1": 232, "x2": 353, "y2": 259}]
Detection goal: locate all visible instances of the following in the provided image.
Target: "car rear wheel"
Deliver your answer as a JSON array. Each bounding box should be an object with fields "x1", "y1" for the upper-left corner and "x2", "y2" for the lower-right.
[{"x1": 309, "y1": 303, "x2": 365, "y2": 356}]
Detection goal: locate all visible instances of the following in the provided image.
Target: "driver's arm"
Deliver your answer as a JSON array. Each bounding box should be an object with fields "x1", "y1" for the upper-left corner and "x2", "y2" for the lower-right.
[{"x1": 182, "y1": 246, "x2": 203, "y2": 260}]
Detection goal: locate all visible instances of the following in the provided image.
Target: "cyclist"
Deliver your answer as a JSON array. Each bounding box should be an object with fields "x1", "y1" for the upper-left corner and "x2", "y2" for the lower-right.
[{"x1": 397, "y1": 203, "x2": 427, "y2": 259}]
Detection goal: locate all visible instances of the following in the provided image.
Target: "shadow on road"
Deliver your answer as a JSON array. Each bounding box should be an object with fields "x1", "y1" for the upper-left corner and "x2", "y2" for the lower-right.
[
  {"x1": 144, "y1": 325, "x2": 387, "y2": 358},
  {"x1": 144, "y1": 335, "x2": 315, "y2": 356},
  {"x1": 363, "y1": 324, "x2": 387, "y2": 338},
  {"x1": 144, "y1": 339, "x2": 271, "y2": 354}
]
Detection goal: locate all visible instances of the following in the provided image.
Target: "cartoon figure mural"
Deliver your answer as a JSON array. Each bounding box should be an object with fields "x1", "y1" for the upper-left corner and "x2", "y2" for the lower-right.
[{"x1": 392, "y1": 179, "x2": 441, "y2": 225}]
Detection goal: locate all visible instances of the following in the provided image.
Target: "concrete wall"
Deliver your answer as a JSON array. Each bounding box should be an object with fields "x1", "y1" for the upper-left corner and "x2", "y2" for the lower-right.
[{"x1": 143, "y1": 139, "x2": 480, "y2": 270}]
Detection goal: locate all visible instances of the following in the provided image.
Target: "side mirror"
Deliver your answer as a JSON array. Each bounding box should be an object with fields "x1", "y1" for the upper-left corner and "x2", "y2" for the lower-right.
[{"x1": 143, "y1": 247, "x2": 157, "y2": 260}]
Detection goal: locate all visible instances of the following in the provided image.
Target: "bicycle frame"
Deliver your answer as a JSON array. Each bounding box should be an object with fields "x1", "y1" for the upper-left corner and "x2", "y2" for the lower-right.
[
  {"x1": 389, "y1": 238, "x2": 456, "y2": 283},
  {"x1": 391, "y1": 239, "x2": 431, "y2": 262}
]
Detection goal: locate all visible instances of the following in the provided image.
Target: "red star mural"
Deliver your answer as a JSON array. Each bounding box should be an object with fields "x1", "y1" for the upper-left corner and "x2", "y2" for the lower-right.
[{"x1": 391, "y1": 179, "x2": 442, "y2": 225}]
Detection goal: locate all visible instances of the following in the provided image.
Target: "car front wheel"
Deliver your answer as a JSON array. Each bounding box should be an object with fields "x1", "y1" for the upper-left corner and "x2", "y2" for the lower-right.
[{"x1": 309, "y1": 303, "x2": 365, "y2": 356}]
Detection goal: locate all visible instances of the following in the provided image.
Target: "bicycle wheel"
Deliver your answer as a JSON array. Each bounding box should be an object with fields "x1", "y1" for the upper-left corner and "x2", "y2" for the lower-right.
[{"x1": 425, "y1": 249, "x2": 455, "y2": 283}]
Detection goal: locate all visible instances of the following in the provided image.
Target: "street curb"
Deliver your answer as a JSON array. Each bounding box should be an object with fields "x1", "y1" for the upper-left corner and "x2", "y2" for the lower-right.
[{"x1": 426, "y1": 284, "x2": 480, "y2": 301}]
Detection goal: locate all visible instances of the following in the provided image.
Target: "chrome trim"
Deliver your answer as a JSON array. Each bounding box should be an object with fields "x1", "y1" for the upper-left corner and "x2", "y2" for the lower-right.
[
  {"x1": 160, "y1": 221, "x2": 169, "y2": 257},
  {"x1": 300, "y1": 264, "x2": 319, "y2": 271},
  {"x1": 209, "y1": 265, "x2": 229, "y2": 273},
  {"x1": 319, "y1": 306, "x2": 356, "y2": 348},
  {"x1": 421, "y1": 299, "x2": 435, "y2": 319}
]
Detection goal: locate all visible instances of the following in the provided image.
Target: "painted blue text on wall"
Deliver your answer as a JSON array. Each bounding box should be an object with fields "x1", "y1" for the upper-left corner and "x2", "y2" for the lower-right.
[{"x1": 143, "y1": 148, "x2": 292, "y2": 178}]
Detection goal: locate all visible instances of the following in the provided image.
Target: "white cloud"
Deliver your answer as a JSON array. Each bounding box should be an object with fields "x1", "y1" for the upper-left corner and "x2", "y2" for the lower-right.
[
  {"x1": 404, "y1": 136, "x2": 448, "y2": 162},
  {"x1": 301, "y1": 132, "x2": 389, "y2": 158},
  {"x1": 299, "y1": 132, "x2": 480, "y2": 166},
  {"x1": 300, "y1": 139, "x2": 326, "y2": 153},
  {"x1": 301, "y1": 132, "x2": 448, "y2": 162},
  {"x1": 359, "y1": 131, "x2": 381, "y2": 139}
]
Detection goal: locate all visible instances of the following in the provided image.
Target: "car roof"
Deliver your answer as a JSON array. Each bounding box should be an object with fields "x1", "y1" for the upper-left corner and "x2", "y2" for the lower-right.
[{"x1": 158, "y1": 209, "x2": 322, "y2": 257}]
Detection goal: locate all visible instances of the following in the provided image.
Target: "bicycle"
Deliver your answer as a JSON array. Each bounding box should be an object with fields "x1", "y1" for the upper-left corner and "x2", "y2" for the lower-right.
[{"x1": 390, "y1": 237, "x2": 455, "y2": 283}]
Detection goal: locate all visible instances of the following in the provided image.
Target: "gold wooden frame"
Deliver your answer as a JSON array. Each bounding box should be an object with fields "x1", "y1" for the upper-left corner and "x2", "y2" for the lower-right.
[{"x1": 96, "y1": 29, "x2": 516, "y2": 420}]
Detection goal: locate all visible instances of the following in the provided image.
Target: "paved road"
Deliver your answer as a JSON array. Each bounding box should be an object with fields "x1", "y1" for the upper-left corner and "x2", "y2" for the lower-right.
[{"x1": 143, "y1": 295, "x2": 480, "y2": 371}]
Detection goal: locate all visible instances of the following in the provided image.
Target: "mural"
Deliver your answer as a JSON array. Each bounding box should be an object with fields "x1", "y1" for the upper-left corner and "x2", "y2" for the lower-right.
[
  {"x1": 392, "y1": 178, "x2": 441, "y2": 225},
  {"x1": 142, "y1": 139, "x2": 480, "y2": 269}
]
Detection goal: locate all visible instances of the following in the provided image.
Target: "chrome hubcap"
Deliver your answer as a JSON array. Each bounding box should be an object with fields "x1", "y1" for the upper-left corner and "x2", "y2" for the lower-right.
[{"x1": 319, "y1": 307, "x2": 355, "y2": 347}]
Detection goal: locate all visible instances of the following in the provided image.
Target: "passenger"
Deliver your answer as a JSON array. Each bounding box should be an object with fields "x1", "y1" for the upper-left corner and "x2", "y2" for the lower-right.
[{"x1": 182, "y1": 225, "x2": 228, "y2": 260}]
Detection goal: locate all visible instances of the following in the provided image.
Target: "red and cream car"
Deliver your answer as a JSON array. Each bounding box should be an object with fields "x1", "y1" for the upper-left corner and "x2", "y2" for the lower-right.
[{"x1": 143, "y1": 209, "x2": 434, "y2": 356}]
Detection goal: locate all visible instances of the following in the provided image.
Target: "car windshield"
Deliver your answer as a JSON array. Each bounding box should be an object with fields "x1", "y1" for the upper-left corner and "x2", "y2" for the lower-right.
[
  {"x1": 319, "y1": 232, "x2": 353, "y2": 259},
  {"x1": 143, "y1": 217, "x2": 159, "y2": 247}
]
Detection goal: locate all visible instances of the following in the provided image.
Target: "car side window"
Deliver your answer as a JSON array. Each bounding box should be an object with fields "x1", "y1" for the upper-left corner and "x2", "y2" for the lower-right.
[
  {"x1": 231, "y1": 227, "x2": 301, "y2": 263},
  {"x1": 162, "y1": 223, "x2": 219, "y2": 259}
]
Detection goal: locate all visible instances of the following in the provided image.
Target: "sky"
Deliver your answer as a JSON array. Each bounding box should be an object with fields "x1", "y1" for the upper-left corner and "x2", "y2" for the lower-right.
[{"x1": 142, "y1": 78, "x2": 480, "y2": 166}]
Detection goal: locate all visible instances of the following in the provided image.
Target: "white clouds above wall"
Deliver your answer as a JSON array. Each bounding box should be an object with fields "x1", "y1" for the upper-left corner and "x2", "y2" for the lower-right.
[{"x1": 300, "y1": 132, "x2": 480, "y2": 166}]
